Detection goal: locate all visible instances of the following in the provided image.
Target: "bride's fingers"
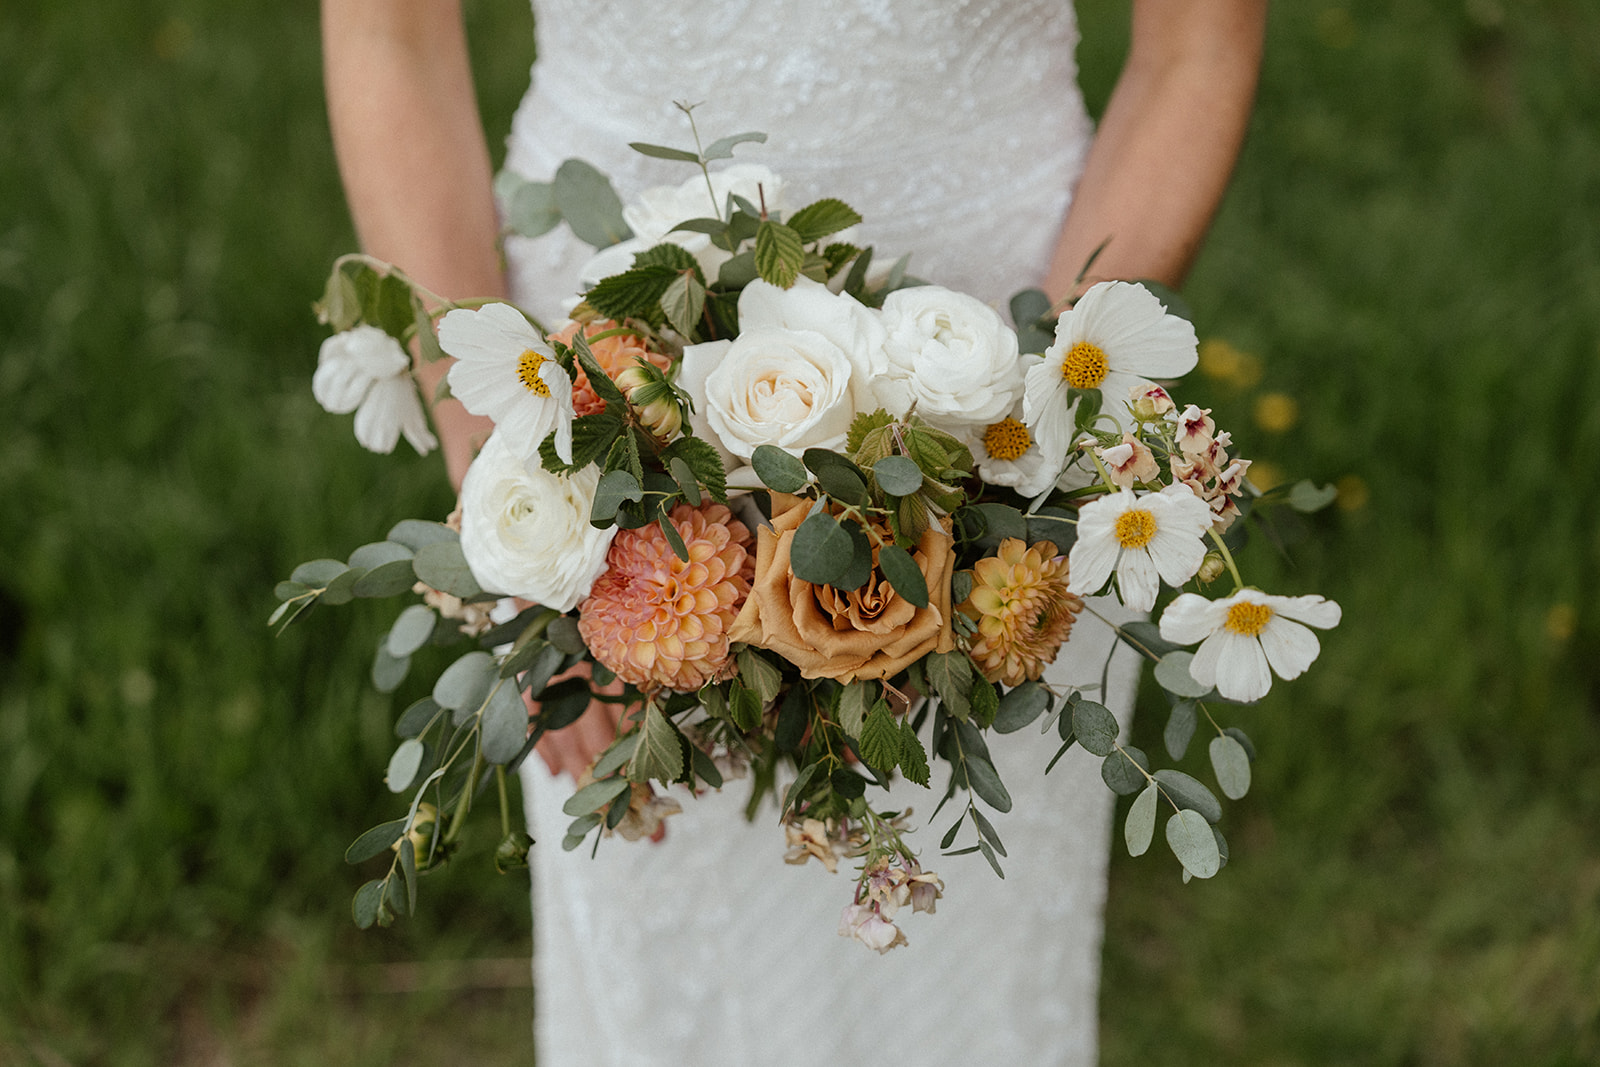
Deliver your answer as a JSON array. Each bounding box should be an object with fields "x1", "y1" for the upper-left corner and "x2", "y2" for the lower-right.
[{"x1": 534, "y1": 696, "x2": 621, "y2": 778}]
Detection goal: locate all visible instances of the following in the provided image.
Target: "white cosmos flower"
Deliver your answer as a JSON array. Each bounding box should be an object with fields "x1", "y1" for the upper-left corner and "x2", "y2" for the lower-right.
[
  {"x1": 957, "y1": 370, "x2": 1056, "y2": 499},
  {"x1": 1024, "y1": 281, "x2": 1198, "y2": 469},
  {"x1": 457, "y1": 431, "x2": 616, "y2": 611},
  {"x1": 1159, "y1": 589, "x2": 1342, "y2": 702},
  {"x1": 312, "y1": 325, "x2": 437, "y2": 455},
  {"x1": 1067, "y1": 483, "x2": 1215, "y2": 611},
  {"x1": 439, "y1": 302, "x2": 574, "y2": 463}
]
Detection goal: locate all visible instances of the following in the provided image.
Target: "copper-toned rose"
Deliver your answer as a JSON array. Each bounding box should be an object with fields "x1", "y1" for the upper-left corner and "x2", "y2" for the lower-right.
[{"x1": 728, "y1": 494, "x2": 956, "y2": 683}]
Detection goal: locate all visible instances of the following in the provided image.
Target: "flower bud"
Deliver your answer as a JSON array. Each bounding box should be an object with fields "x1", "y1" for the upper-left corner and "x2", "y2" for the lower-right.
[
  {"x1": 1128, "y1": 383, "x2": 1174, "y2": 421},
  {"x1": 394, "y1": 802, "x2": 439, "y2": 870},
  {"x1": 494, "y1": 830, "x2": 533, "y2": 874},
  {"x1": 1196, "y1": 552, "x2": 1227, "y2": 585},
  {"x1": 613, "y1": 363, "x2": 654, "y2": 396},
  {"x1": 636, "y1": 395, "x2": 683, "y2": 439}
]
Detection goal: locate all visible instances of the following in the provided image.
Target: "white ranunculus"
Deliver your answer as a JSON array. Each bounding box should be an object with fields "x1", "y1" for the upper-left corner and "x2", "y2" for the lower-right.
[
  {"x1": 679, "y1": 280, "x2": 887, "y2": 485},
  {"x1": 312, "y1": 325, "x2": 436, "y2": 455},
  {"x1": 876, "y1": 286, "x2": 1023, "y2": 430},
  {"x1": 577, "y1": 164, "x2": 785, "y2": 287},
  {"x1": 458, "y1": 431, "x2": 616, "y2": 611}
]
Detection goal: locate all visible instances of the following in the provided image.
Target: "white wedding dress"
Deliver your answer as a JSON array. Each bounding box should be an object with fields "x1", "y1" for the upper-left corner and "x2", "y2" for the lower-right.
[{"x1": 503, "y1": 3, "x2": 1140, "y2": 1063}]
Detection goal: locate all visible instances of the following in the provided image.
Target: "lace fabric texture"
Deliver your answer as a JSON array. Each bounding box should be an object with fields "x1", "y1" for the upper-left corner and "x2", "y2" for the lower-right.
[{"x1": 505, "y1": 3, "x2": 1128, "y2": 1063}]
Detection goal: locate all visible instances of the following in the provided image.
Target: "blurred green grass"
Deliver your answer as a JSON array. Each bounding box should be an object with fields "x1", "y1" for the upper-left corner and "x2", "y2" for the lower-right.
[{"x1": 2, "y1": 0, "x2": 1597, "y2": 1062}]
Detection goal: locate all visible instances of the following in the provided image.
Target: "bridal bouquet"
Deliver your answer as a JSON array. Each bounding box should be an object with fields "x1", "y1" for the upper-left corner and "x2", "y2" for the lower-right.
[{"x1": 276, "y1": 116, "x2": 1339, "y2": 950}]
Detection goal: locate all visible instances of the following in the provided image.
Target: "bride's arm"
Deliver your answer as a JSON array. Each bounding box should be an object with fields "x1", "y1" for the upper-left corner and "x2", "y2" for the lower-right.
[
  {"x1": 1043, "y1": 0, "x2": 1268, "y2": 302},
  {"x1": 321, "y1": 0, "x2": 500, "y2": 488}
]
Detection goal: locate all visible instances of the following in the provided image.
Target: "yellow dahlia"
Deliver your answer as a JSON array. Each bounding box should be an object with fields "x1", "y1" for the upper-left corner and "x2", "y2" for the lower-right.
[
  {"x1": 578, "y1": 503, "x2": 753, "y2": 693},
  {"x1": 959, "y1": 538, "x2": 1083, "y2": 686}
]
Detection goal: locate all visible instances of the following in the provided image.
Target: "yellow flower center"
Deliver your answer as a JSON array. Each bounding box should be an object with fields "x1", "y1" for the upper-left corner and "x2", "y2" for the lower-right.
[
  {"x1": 982, "y1": 417, "x2": 1033, "y2": 461},
  {"x1": 1061, "y1": 341, "x2": 1109, "y2": 389},
  {"x1": 1113, "y1": 508, "x2": 1157, "y2": 549},
  {"x1": 1224, "y1": 600, "x2": 1274, "y2": 636},
  {"x1": 517, "y1": 349, "x2": 551, "y2": 398}
]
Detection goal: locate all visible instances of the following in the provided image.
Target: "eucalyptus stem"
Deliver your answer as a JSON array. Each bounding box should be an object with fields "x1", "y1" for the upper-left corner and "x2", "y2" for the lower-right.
[
  {"x1": 445, "y1": 750, "x2": 484, "y2": 844},
  {"x1": 496, "y1": 765, "x2": 512, "y2": 838}
]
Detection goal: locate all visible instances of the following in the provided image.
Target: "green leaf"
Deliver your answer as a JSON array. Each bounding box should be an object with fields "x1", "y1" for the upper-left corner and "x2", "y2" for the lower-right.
[
  {"x1": 898, "y1": 720, "x2": 931, "y2": 786},
  {"x1": 1101, "y1": 745, "x2": 1150, "y2": 796},
  {"x1": 386, "y1": 604, "x2": 436, "y2": 658},
  {"x1": 829, "y1": 767, "x2": 867, "y2": 800},
  {"x1": 353, "y1": 879, "x2": 387, "y2": 930},
  {"x1": 1166, "y1": 809, "x2": 1222, "y2": 879},
  {"x1": 346, "y1": 819, "x2": 408, "y2": 864},
  {"x1": 1071, "y1": 700, "x2": 1119, "y2": 757},
  {"x1": 872, "y1": 455, "x2": 924, "y2": 497},
  {"x1": 878, "y1": 544, "x2": 930, "y2": 609},
  {"x1": 950, "y1": 569, "x2": 973, "y2": 608},
  {"x1": 546, "y1": 615, "x2": 587, "y2": 655},
  {"x1": 1117, "y1": 620, "x2": 1185, "y2": 660},
  {"x1": 1154, "y1": 651, "x2": 1213, "y2": 699},
  {"x1": 433, "y1": 650, "x2": 498, "y2": 713},
  {"x1": 717, "y1": 250, "x2": 759, "y2": 289},
  {"x1": 659, "y1": 513, "x2": 690, "y2": 562},
  {"x1": 387, "y1": 519, "x2": 459, "y2": 552},
  {"x1": 790, "y1": 509, "x2": 853, "y2": 586},
  {"x1": 735, "y1": 647, "x2": 784, "y2": 704},
  {"x1": 703, "y1": 130, "x2": 768, "y2": 161},
  {"x1": 1126, "y1": 783, "x2": 1158, "y2": 857},
  {"x1": 1209, "y1": 733, "x2": 1252, "y2": 800},
  {"x1": 531, "y1": 676, "x2": 594, "y2": 732},
  {"x1": 591, "y1": 469, "x2": 644, "y2": 524},
  {"x1": 804, "y1": 449, "x2": 869, "y2": 506},
  {"x1": 1224, "y1": 726, "x2": 1257, "y2": 761},
  {"x1": 690, "y1": 745, "x2": 724, "y2": 790},
  {"x1": 993, "y1": 682, "x2": 1050, "y2": 734},
  {"x1": 860, "y1": 705, "x2": 902, "y2": 774},
  {"x1": 786, "y1": 198, "x2": 863, "y2": 243},
  {"x1": 371, "y1": 641, "x2": 410, "y2": 694},
  {"x1": 273, "y1": 580, "x2": 309, "y2": 602},
  {"x1": 970, "y1": 805, "x2": 1006, "y2": 856},
  {"x1": 627, "y1": 140, "x2": 701, "y2": 163},
  {"x1": 353, "y1": 558, "x2": 418, "y2": 598},
  {"x1": 964, "y1": 756, "x2": 1013, "y2": 813},
  {"x1": 584, "y1": 264, "x2": 677, "y2": 324},
  {"x1": 1009, "y1": 287, "x2": 1055, "y2": 354},
  {"x1": 562, "y1": 776, "x2": 631, "y2": 817},
  {"x1": 1153, "y1": 768, "x2": 1224, "y2": 824},
  {"x1": 970, "y1": 677, "x2": 999, "y2": 728},
  {"x1": 412, "y1": 295, "x2": 446, "y2": 364},
  {"x1": 395, "y1": 697, "x2": 440, "y2": 740},
  {"x1": 775, "y1": 685, "x2": 809, "y2": 753},
  {"x1": 924, "y1": 650, "x2": 974, "y2": 720},
  {"x1": 780, "y1": 761, "x2": 821, "y2": 818},
  {"x1": 633, "y1": 241, "x2": 702, "y2": 277},
  {"x1": 978, "y1": 838, "x2": 1006, "y2": 878},
  {"x1": 837, "y1": 682, "x2": 872, "y2": 739},
  {"x1": 592, "y1": 733, "x2": 640, "y2": 780},
  {"x1": 754, "y1": 220, "x2": 804, "y2": 288},
  {"x1": 668, "y1": 456, "x2": 702, "y2": 507},
  {"x1": 480, "y1": 681, "x2": 528, "y2": 764},
  {"x1": 290, "y1": 558, "x2": 347, "y2": 588},
  {"x1": 412, "y1": 540, "x2": 485, "y2": 599},
  {"x1": 662, "y1": 436, "x2": 728, "y2": 504},
  {"x1": 545, "y1": 412, "x2": 624, "y2": 474},
  {"x1": 398, "y1": 836, "x2": 419, "y2": 913},
  {"x1": 349, "y1": 540, "x2": 412, "y2": 571},
  {"x1": 553, "y1": 158, "x2": 632, "y2": 247},
  {"x1": 502, "y1": 176, "x2": 560, "y2": 238},
  {"x1": 1288, "y1": 479, "x2": 1339, "y2": 512},
  {"x1": 751, "y1": 444, "x2": 809, "y2": 493},
  {"x1": 1164, "y1": 700, "x2": 1198, "y2": 760},
  {"x1": 385, "y1": 739, "x2": 425, "y2": 794},
  {"x1": 628, "y1": 703, "x2": 684, "y2": 783}
]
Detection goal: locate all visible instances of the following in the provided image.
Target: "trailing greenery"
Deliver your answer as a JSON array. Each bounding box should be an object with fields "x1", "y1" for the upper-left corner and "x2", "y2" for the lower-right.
[{"x1": 1, "y1": 0, "x2": 1597, "y2": 1062}]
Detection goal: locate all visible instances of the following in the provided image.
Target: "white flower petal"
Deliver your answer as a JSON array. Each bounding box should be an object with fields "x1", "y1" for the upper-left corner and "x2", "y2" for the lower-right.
[
  {"x1": 1159, "y1": 593, "x2": 1227, "y2": 646},
  {"x1": 1210, "y1": 630, "x2": 1273, "y2": 702},
  {"x1": 353, "y1": 375, "x2": 434, "y2": 455},
  {"x1": 1114, "y1": 549, "x2": 1161, "y2": 612},
  {"x1": 1258, "y1": 617, "x2": 1322, "y2": 682},
  {"x1": 1144, "y1": 527, "x2": 1209, "y2": 587},
  {"x1": 1273, "y1": 594, "x2": 1343, "y2": 630}
]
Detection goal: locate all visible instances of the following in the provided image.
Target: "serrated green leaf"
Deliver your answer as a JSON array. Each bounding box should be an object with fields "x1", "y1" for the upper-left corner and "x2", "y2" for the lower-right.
[
  {"x1": 898, "y1": 720, "x2": 931, "y2": 786},
  {"x1": 1154, "y1": 651, "x2": 1214, "y2": 698},
  {"x1": 1166, "y1": 808, "x2": 1221, "y2": 878},
  {"x1": 993, "y1": 681, "x2": 1050, "y2": 734},
  {"x1": 661, "y1": 271, "x2": 706, "y2": 337},
  {"x1": 628, "y1": 703, "x2": 684, "y2": 784},
  {"x1": 1209, "y1": 733, "x2": 1252, "y2": 800},
  {"x1": 553, "y1": 158, "x2": 632, "y2": 247},
  {"x1": 878, "y1": 544, "x2": 929, "y2": 609},
  {"x1": 860, "y1": 705, "x2": 902, "y2": 774},
  {"x1": 1126, "y1": 783, "x2": 1158, "y2": 857},
  {"x1": 1164, "y1": 700, "x2": 1198, "y2": 760},
  {"x1": 837, "y1": 681, "x2": 872, "y2": 739},
  {"x1": 735, "y1": 647, "x2": 784, "y2": 704},
  {"x1": 385, "y1": 739, "x2": 425, "y2": 794},
  {"x1": 786, "y1": 198, "x2": 863, "y2": 243},
  {"x1": 1154, "y1": 768, "x2": 1224, "y2": 824},
  {"x1": 662, "y1": 436, "x2": 728, "y2": 503},
  {"x1": 1072, "y1": 700, "x2": 1119, "y2": 757},
  {"x1": 754, "y1": 220, "x2": 804, "y2": 288},
  {"x1": 585, "y1": 265, "x2": 678, "y2": 322}
]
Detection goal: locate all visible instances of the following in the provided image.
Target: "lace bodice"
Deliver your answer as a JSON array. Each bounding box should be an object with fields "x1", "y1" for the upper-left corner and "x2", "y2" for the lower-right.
[{"x1": 504, "y1": 0, "x2": 1093, "y2": 318}]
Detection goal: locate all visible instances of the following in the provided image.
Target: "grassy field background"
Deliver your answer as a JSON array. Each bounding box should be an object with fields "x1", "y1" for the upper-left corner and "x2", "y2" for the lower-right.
[{"x1": 2, "y1": 0, "x2": 1597, "y2": 1062}]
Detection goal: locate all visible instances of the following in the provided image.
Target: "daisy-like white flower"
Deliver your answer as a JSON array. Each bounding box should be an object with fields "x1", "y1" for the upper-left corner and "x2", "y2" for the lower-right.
[
  {"x1": 439, "y1": 302, "x2": 574, "y2": 463},
  {"x1": 312, "y1": 325, "x2": 437, "y2": 455},
  {"x1": 1023, "y1": 281, "x2": 1198, "y2": 466},
  {"x1": 960, "y1": 381, "x2": 1057, "y2": 499},
  {"x1": 1159, "y1": 589, "x2": 1342, "y2": 702},
  {"x1": 1067, "y1": 483, "x2": 1214, "y2": 611}
]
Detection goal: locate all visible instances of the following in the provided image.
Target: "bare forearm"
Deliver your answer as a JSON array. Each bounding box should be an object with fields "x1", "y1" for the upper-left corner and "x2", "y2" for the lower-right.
[
  {"x1": 322, "y1": 0, "x2": 501, "y2": 485},
  {"x1": 1045, "y1": 0, "x2": 1267, "y2": 303}
]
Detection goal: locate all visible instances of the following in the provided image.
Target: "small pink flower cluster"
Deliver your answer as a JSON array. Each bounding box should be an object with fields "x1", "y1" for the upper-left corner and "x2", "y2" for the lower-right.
[
  {"x1": 1170, "y1": 403, "x2": 1251, "y2": 531},
  {"x1": 837, "y1": 856, "x2": 943, "y2": 954}
]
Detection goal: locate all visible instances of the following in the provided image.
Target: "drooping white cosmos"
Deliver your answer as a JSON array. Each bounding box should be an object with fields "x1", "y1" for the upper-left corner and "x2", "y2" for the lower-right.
[
  {"x1": 311, "y1": 325, "x2": 437, "y2": 455},
  {"x1": 958, "y1": 367, "x2": 1057, "y2": 499},
  {"x1": 457, "y1": 430, "x2": 616, "y2": 611},
  {"x1": 439, "y1": 302, "x2": 574, "y2": 463},
  {"x1": 1067, "y1": 483, "x2": 1215, "y2": 611},
  {"x1": 1159, "y1": 589, "x2": 1342, "y2": 702},
  {"x1": 1024, "y1": 281, "x2": 1198, "y2": 471}
]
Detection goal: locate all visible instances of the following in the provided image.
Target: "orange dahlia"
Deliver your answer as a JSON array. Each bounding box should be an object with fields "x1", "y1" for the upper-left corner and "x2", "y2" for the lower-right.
[
  {"x1": 958, "y1": 538, "x2": 1083, "y2": 686},
  {"x1": 578, "y1": 503, "x2": 754, "y2": 693},
  {"x1": 551, "y1": 320, "x2": 671, "y2": 417}
]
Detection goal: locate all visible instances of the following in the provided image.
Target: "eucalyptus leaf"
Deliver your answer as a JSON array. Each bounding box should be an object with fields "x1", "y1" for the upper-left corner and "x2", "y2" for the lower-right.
[
  {"x1": 627, "y1": 141, "x2": 701, "y2": 163},
  {"x1": 1153, "y1": 768, "x2": 1224, "y2": 824},
  {"x1": 751, "y1": 444, "x2": 809, "y2": 493},
  {"x1": 592, "y1": 733, "x2": 640, "y2": 780},
  {"x1": 970, "y1": 806, "x2": 1007, "y2": 856},
  {"x1": 1164, "y1": 700, "x2": 1198, "y2": 760},
  {"x1": 398, "y1": 837, "x2": 418, "y2": 914},
  {"x1": 1166, "y1": 809, "x2": 1222, "y2": 878},
  {"x1": 964, "y1": 756, "x2": 1012, "y2": 813},
  {"x1": 345, "y1": 819, "x2": 408, "y2": 864},
  {"x1": 387, "y1": 519, "x2": 459, "y2": 552},
  {"x1": 433, "y1": 650, "x2": 497, "y2": 712},
  {"x1": 775, "y1": 685, "x2": 808, "y2": 753},
  {"x1": 480, "y1": 681, "x2": 528, "y2": 764},
  {"x1": 829, "y1": 522, "x2": 873, "y2": 593},
  {"x1": 1154, "y1": 651, "x2": 1214, "y2": 699},
  {"x1": 413, "y1": 540, "x2": 485, "y2": 599},
  {"x1": 950, "y1": 570, "x2": 973, "y2": 608},
  {"x1": 504, "y1": 176, "x2": 560, "y2": 238},
  {"x1": 349, "y1": 540, "x2": 413, "y2": 572},
  {"x1": 371, "y1": 641, "x2": 410, "y2": 694},
  {"x1": 1224, "y1": 726, "x2": 1258, "y2": 761},
  {"x1": 353, "y1": 558, "x2": 418, "y2": 598},
  {"x1": 394, "y1": 697, "x2": 440, "y2": 740},
  {"x1": 1288, "y1": 479, "x2": 1339, "y2": 513},
  {"x1": 562, "y1": 776, "x2": 631, "y2": 817},
  {"x1": 703, "y1": 131, "x2": 768, "y2": 161},
  {"x1": 1117, "y1": 620, "x2": 1185, "y2": 660},
  {"x1": 385, "y1": 739, "x2": 425, "y2": 794},
  {"x1": 978, "y1": 838, "x2": 1006, "y2": 879},
  {"x1": 790, "y1": 510, "x2": 853, "y2": 586},
  {"x1": 878, "y1": 544, "x2": 929, "y2": 609},
  {"x1": 668, "y1": 456, "x2": 702, "y2": 507},
  {"x1": 1071, "y1": 700, "x2": 1119, "y2": 757},
  {"x1": 353, "y1": 879, "x2": 387, "y2": 930},
  {"x1": 1126, "y1": 783, "x2": 1158, "y2": 857},
  {"x1": 1101, "y1": 745, "x2": 1150, "y2": 796},
  {"x1": 533, "y1": 676, "x2": 594, "y2": 732},
  {"x1": 659, "y1": 515, "x2": 690, "y2": 563},
  {"x1": 273, "y1": 580, "x2": 309, "y2": 602},
  {"x1": 993, "y1": 681, "x2": 1050, "y2": 734},
  {"x1": 552, "y1": 158, "x2": 632, "y2": 247},
  {"x1": 385, "y1": 605, "x2": 437, "y2": 659},
  {"x1": 1209, "y1": 733, "x2": 1252, "y2": 800},
  {"x1": 546, "y1": 616, "x2": 588, "y2": 655},
  {"x1": 321, "y1": 567, "x2": 363, "y2": 606}
]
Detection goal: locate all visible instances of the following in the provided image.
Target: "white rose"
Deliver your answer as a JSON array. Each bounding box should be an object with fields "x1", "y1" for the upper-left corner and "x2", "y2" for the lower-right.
[
  {"x1": 679, "y1": 280, "x2": 887, "y2": 485},
  {"x1": 311, "y1": 325, "x2": 436, "y2": 455},
  {"x1": 875, "y1": 286, "x2": 1024, "y2": 431},
  {"x1": 458, "y1": 431, "x2": 616, "y2": 611},
  {"x1": 577, "y1": 164, "x2": 784, "y2": 287}
]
